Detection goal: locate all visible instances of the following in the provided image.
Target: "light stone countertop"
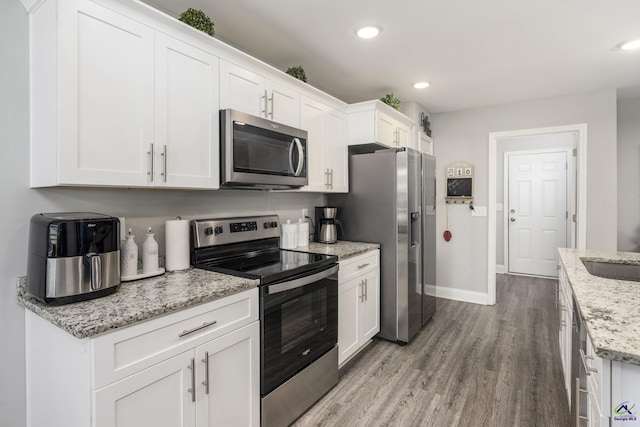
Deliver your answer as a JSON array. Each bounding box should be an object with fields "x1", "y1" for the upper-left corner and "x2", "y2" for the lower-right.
[
  {"x1": 17, "y1": 240, "x2": 377, "y2": 340},
  {"x1": 17, "y1": 268, "x2": 259, "y2": 339},
  {"x1": 558, "y1": 248, "x2": 640, "y2": 365},
  {"x1": 303, "y1": 241, "x2": 380, "y2": 260}
]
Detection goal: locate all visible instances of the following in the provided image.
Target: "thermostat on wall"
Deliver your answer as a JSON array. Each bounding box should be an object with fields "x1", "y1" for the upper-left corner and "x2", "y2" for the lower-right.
[{"x1": 445, "y1": 162, "x2": 474, "y2": 204}]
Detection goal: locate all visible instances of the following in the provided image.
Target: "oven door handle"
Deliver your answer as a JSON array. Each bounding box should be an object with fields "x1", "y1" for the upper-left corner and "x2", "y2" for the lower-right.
[{"x1": 267, "y1": 264, "x2": 339, "y2": 295}]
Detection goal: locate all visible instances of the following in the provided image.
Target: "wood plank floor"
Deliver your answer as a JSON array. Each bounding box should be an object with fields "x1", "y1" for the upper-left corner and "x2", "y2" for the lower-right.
[{"x1": 293, "y1": 274, "x2": 571, "y2": 427}]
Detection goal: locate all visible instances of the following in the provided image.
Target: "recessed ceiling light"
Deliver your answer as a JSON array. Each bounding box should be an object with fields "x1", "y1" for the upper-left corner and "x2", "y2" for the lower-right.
[
  {"x1": 356, "y1": 25, "x2": 382, "y2": 39},
  {"x1": 413, "y1": 82, "x2": 430, "y2": 89},
  {"x1": 620, "y1": 39, "x2": 640, "y2": 50}
]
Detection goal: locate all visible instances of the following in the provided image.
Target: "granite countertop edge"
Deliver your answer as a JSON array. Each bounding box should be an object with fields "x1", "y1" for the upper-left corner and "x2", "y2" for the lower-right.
[
  {"x1": 558, "y1": 248, "x2": 640, "y2": 365},
  {"x1": 17, "y1": 269, "x2": 259, "y2": 340},
  {"x1": 303, "y1": 240, "x2": 380, "y2": 260},
  {"x1": 17, "y1": 240, "x2": 378, "y2": 340}
]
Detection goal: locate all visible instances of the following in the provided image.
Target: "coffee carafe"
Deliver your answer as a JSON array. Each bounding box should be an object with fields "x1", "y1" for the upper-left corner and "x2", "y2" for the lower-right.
[{"x1": 315, "y1": 206, "x2": 342, "y2": 244}]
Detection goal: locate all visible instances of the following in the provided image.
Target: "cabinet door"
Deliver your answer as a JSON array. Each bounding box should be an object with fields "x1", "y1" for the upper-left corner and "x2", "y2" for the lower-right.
[
  {"x1": 299, "y1": 95, "x2": 327, "y2": 191},
  {"x1": 155, "y1": 33, "x2": 220, "y2": 189},
  {"x1": 338, "y1": 277, "x2": 361, "y2": 366},
  {"x1": 375, "y1": 112, "x2": 398, "y2": 147},
  {"x1": 396, "y1": 124, "x2": 410, "y2": 148},
  {"x1": 268, "y1": 80, "x2": 300, "y2": 128},
  {"x1": 196, "y1": 322, "x2": 260, "y2": 427},
  {"x1": 219, "y1": 60, "x2": 264, "y2": 117},
  {"x1": 360, "y1": 270, "x2": 380, "y2": 342},
  {"x1": 325, "y1": 110, "x2": 349, "y2": 192},
  {"x1": 93, "y1": 351, "x2": 195, "y2": 427},
  {"x1": 58, "y1": 1, "x2": 154, "y2": 186}
]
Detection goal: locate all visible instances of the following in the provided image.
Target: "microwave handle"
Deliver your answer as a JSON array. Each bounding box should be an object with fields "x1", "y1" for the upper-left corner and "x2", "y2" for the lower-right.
[{"x1": 289, "y1": 138, "x2": 304, "y2": 177}]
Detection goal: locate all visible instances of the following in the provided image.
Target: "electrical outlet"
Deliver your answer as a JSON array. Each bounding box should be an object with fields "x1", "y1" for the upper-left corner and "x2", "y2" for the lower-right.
[{"x1": 301, "y1": 208, "x2": 308, "y2": 219}]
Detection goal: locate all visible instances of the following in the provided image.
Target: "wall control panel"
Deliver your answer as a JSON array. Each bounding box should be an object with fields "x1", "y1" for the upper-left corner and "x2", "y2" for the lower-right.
[{"x1": 445, "y1": 162, "x2": 474, "y2": 204}]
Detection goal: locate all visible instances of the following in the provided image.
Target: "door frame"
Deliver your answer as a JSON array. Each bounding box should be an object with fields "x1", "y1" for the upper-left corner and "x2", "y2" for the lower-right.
[
  {"x1": 503, "y1": 147, "x2": 574, "y2": 275},
  {"x1": 487, "y1": 124, "x2": 587, "y2": 305}
]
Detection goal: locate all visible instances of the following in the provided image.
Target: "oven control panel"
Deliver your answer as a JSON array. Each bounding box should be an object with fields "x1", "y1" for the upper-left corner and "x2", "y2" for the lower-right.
[
  {"x1": 230, "y1": 221, "x2": 258, "y2": 233},
  {"x1": 191, "y1": 215, "x2": 280, "y2": 248}
]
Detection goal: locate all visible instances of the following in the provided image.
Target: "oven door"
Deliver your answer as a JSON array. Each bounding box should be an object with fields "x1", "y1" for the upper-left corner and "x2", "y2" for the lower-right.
[
  {"x1": 260, "y1": 264, "x2": 338, "y2": 395},
  {"x1": 220, "y1": 109, "x2": 308, "y2": 189}
]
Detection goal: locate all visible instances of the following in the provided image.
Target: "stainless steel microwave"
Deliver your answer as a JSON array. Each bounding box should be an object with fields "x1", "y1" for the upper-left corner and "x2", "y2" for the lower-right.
[{"x1": 220, "y1": 109, "x2": 308, "y2": 189}]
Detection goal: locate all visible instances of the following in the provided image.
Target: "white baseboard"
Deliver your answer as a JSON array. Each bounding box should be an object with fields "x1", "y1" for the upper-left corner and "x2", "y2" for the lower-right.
[
  {"x1": 496, "y1": 264, "x2": 506, "y2": 274},
  {"x1": 425, "y1": 284, "x2": 489, "y2": 305}
]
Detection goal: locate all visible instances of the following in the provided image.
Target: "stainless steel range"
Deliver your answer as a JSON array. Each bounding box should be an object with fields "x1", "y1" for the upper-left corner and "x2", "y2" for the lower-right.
[{"x1": 190, "y1": 215, "x2": 339, "y2": 427}]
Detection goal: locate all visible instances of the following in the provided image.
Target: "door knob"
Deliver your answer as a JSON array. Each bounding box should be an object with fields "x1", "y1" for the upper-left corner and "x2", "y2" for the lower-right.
[
  {"x1": 510, "y1": 209, "x2": 515, "y2": 214},
  {"x1": 510, "y1": 217, "x2": 516, "y2": 222}
]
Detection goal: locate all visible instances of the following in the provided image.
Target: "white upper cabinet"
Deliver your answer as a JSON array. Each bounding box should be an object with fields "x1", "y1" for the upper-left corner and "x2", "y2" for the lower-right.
[
  {"x1": 299, "y1": 95, "x2": 348, "y2": 192},
  {"x1": 154, "y1": 33, "x2": 219, "y2": 188},
  {"x1": 220, "y1": 60, "x2": 299, "y2": 128},
  {"x1": 29, "y1": 0, "x2": 219, "y2": 189},
  {"x1": 348, "y1": 100, "x2": 415, "y2": 149}
]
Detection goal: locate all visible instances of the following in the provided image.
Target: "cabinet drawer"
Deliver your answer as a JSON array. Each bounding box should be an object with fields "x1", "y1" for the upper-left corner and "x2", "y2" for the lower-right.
[
  {"x1": 92, "y1": 288, "x2": 258, "y2": 389},
  {"x1": 339, "y1": 250, "x2": 379, "y2": 283}
]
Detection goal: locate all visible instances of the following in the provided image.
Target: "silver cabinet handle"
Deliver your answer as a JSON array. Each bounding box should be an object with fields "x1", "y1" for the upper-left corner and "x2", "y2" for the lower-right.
[
  {"x1": 579, "y1": 348, "x2": 598, "y2": 375},
  {"x1": 161, "y1": 144, "x2": 167, "y2": 182},
  {"x1": 329, "y1": 169, "x2": 333, "y2": 189},
  {"x1": 261, "y1": 90, "x2": 268, "y2": 116},
  {"x1": 178, "y1": 320, "x2": 218, "y2": 338},
  {"x1": 325, "y1": 168, "x2": 331, "y2": 187},
  {"x1": 202, "y1": 351, "x2": 209, "y2": 395},
  {"x1": 269, "y1": 94, "x2": 274, "y2": 118},
  {"x1": 148, "y1": 143, "x2": 154, "y2": 182},
  {"x1": 575, "y1": 378, "x2": 589, "y2": 427},
  {"x1": 357, "y1": 263, "x2": 370, "y2": 269},
  {"x1": 363, "y1": 278, "x2": 368, "y2": 301},
  {"x1": 359, "y1": 281, "x2": 364, "y2": 302},
  {"x1": 187, "y1": 358, "x2": 195, "y2": 402}
]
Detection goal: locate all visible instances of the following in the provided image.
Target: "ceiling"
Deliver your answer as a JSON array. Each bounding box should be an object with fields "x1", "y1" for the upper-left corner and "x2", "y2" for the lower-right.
[{"x1": 144, "y1": 0, "x2": 640, "y2": 113}]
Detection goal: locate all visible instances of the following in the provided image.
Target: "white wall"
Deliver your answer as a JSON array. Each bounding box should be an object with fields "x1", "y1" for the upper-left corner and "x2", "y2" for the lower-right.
[
  {"x1": 432, "y1": 90, "x2": 617, "y2": 302},
  {"x1": 0, "y1": 3, "x2": 324, "y2": 426},
  {"x1": 617, "y1": 98, "x2": 640, "y2": 252}
]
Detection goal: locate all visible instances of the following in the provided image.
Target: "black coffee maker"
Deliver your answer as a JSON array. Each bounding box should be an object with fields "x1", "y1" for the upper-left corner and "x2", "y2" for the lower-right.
[{"x1": 314, "y1": 206, "x2": 342, "y2": 244}]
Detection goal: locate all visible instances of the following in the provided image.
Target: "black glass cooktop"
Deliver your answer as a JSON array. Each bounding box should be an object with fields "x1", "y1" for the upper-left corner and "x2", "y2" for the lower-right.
[{"x1": 195, "y1": 248, "x2": 337, "y2": 285}]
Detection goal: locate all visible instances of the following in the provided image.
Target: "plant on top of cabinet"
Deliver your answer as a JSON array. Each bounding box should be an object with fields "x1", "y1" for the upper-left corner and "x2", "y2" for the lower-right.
[
  {"x1": 178, "y1": 8, "x2": 214, "y2": 36},
  {"x1": 286, "y1": 65, "x2": 308, "y2": 82},
  {"x1": 380, "y1": 93, "x2": 401, "y2": 111}
]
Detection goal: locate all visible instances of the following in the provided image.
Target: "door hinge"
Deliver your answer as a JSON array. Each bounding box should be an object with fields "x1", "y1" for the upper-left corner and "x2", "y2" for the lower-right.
[
  {"x1": 572, "y1": 214, "x2": 576, "y2": 223},
  {"x1": 572, "y1": 148, "x2": 577, "y2": 157},
  {"x1": 566, "y1": 211, "x2": 568, "y2": 219}
]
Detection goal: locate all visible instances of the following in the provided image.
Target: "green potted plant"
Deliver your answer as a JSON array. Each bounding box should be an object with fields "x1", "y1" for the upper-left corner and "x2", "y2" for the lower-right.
[
  {"x1": 380, "y1": 93, "x2": 401, "y2": 111},
  {"x1": 179, "y1": 8, "x2": 214, "y2": 37},
  {"x1": 286, "y1": 66, "x2": 307, "y2": 82}
]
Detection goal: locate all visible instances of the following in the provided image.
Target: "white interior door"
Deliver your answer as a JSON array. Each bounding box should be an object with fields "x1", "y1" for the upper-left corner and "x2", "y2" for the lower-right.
[{"x1": 508, "y1": 151, "x2": 568, "y2": 277}]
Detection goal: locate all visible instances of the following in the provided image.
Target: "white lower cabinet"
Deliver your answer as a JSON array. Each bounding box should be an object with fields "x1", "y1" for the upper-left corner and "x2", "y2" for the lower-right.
[
  {"x1": 26, "y1": 289, "x2": 259, "y2": 427},
  {"x1": 94, "y1": 350, "x2": 195, "y2": 427},
  {"x1": 338, "y1": 250, "x2": 380, "y2": 367}
]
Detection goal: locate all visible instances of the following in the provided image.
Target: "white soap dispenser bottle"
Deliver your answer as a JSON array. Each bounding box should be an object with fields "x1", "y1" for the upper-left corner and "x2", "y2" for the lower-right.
[
  {"x1": 121, "y1": 229, "x2": 138, "y2": 278},
  {"x1": 142, "y1": 227, "x2": 159, "y2": 274}
]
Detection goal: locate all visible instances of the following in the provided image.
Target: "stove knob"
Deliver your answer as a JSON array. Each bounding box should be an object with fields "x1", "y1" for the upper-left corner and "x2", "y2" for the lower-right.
[
  {"x1": 214, "y1": 226, "x2": 223, "y2": 235},
  {"x1": 271, "y1": 221, "x2": 278, "y2": 228},
  {"x1": 263, "y1": 222, "x2": 270, "y2": 229},
  {"x1": 204, "y1": 227, "x2": 214, "y2": 236}
]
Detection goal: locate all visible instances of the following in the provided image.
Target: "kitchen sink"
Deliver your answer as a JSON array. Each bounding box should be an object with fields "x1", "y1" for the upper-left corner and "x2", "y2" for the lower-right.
[{"x1": 581, "y1": 260, "x2": 640, "y2": 282}]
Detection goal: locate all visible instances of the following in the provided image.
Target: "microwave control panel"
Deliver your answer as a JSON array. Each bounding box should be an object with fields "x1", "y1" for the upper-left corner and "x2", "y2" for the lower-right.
[{"x1": 445, "y1": 162, "x2": 474, "y2": 204}]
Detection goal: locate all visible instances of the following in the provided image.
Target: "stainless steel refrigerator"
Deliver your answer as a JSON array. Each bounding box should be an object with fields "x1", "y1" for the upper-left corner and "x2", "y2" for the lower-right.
[{"x1": 330, "y1": 148, "x2": 436, "y2": 344}]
